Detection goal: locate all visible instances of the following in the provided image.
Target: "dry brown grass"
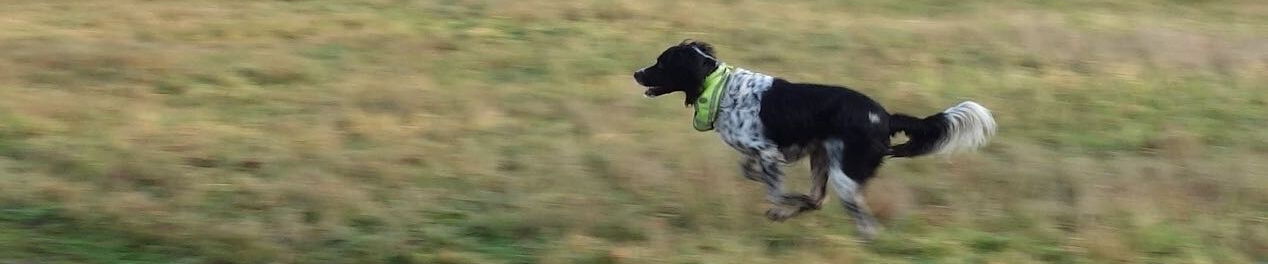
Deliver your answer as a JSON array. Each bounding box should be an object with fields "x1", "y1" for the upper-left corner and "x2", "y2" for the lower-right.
[{"x1": 0, "y1": 0, "x2": 1266, "y2": 263}]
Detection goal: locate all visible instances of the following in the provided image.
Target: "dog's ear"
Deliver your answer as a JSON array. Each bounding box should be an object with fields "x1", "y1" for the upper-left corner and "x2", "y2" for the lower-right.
[
  {"x1": 692, "y1": 42, "x2": 716, "y2": 57},
  {"x1": 680, "y1": 39, "x2": 716, "y2": 57}
]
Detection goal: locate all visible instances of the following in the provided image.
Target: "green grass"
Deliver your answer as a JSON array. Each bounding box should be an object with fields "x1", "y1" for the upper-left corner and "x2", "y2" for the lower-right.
[
  {"x1": 0, "y1": 0, "x2": 1266, "y2": 263},
  {"x1": 0, "y1": 206, "x2": 199, "y2": 263}
]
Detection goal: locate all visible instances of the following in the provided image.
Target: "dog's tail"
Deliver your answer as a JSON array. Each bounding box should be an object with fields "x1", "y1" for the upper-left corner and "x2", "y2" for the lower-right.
[{"x1": 888, "y1": 101, "x2": 996, "y2": 158}]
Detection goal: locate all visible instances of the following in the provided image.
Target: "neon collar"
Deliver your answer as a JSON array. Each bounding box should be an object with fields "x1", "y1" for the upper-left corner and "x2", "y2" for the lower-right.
[{"x1": 693, "y1": 63, "x2": 732, "y2": 131}]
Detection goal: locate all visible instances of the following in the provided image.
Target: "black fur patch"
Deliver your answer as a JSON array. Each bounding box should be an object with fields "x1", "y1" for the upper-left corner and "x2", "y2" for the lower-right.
[{"x1": 758, "y1": 79, "x2": 891, "y2": 183}]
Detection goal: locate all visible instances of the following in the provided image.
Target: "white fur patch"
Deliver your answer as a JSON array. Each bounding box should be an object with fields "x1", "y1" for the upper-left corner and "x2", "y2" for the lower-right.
[
  {"x1": 932, "y1": 101, "x2": 996, "y2": 154},
  {"x1": 869, "y1": 112, "x2": 880, "y2": 124},
  {"x1": 713, "y1": 68, "x2": 778, "y2": 158}
]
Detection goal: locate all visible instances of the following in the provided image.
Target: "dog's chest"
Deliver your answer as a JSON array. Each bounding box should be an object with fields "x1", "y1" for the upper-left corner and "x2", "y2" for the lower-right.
[{"x1": 714, "y1": 69, "x2": 775, "y2": 155}]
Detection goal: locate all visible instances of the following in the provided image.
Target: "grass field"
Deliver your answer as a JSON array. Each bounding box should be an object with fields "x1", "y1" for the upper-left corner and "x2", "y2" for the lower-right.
[{"x1": 1, "y1": 0, "x2": 1266, "y2": 263}]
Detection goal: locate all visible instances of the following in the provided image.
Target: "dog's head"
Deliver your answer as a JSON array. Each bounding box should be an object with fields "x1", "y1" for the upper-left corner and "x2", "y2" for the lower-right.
[{"x1": 633, "y1": 40, "x2": 720, "y2": 106}]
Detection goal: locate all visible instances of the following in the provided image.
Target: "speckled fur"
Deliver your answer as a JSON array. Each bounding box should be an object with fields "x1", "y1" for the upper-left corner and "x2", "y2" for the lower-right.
[{"x1": 715, "y1": 68, "x2": 779, "y2": 161}]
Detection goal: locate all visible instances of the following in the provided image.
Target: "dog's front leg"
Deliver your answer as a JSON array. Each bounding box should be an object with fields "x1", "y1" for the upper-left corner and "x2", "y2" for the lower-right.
[
  {"x1": 742, "y1": 156, "x2": 809, "y2": 221},
  {"x1": 804, "y1": 146, "x2": 830, "y2": 211},
  {"x1": 741, "y1": 157, "x2": 785, "y2": 205},
  {"x1": 759, "y1": 148, "x2": 788, "y2": 164}
]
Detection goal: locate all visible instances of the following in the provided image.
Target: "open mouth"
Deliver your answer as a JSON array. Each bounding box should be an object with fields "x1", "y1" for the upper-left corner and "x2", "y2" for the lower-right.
[
  {"x1": 642, "y1": 86, "x2": 673, "y2": 98},
  {"x1": 643, "y1": 87, "x2": 661, "y2": 98}
]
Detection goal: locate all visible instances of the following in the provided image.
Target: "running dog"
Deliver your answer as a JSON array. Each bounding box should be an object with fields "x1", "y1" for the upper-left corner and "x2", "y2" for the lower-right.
[{"x1": 632, "y1": 40, "x2": 996, "y2": 239}]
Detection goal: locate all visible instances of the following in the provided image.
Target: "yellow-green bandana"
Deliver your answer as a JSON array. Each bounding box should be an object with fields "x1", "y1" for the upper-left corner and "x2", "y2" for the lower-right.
[{"x1": 693, "y1": 63, "x2": 733, "y2": 131}]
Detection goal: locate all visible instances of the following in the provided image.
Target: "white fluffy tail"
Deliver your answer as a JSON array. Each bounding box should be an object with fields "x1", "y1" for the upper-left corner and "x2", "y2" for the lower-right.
[{"x1": 931, "y1": 101, "x2": 996, "y2": 154}]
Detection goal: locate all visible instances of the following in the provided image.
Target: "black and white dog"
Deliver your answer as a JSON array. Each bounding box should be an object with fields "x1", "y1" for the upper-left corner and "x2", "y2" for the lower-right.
[{"x1": 633, "y1": 40, "x2": 995, "y2": 239}]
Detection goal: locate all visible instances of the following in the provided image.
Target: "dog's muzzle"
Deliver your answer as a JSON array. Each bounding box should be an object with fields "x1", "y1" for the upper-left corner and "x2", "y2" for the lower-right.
[{"x1": 633, "y1": 69, "x2": 662, "y2": 98}]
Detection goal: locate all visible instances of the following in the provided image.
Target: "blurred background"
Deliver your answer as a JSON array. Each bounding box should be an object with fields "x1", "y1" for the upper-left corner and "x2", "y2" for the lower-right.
[{"x1": 0, "y1": 0, "x2": 1266, "y2": 263}]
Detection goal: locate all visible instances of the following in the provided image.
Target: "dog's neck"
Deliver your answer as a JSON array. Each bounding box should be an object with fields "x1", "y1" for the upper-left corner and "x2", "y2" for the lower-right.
[
  {"x1": 691, "y1": 62, "x2": 734, "y2": 131},
  {"x1": 683, "y1": 61, "x2": 721, "y2": 107}
]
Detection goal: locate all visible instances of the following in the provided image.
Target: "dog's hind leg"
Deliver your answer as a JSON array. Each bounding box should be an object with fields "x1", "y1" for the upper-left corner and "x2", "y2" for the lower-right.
[
  {"x1": 833, "y1": 175, "x2": 880, "y2": 240},
  {"x1": 824, "y1": 139, "x2": 882, "y2": 240},
  {"x1": 803, "y1": 145, "x2": 830, "y2": 212}
]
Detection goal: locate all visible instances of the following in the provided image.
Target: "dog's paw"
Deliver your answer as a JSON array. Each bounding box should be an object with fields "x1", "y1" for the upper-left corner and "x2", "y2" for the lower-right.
[
  {"x1": 854, "y1": 217, "x2": 881, "y2": 242},
  {"x1": 765, "y1": 207, "x2": 799, "y2": 222},
  {"x1": 855, "y1": 225, "x2": 879, "y2": 243}
]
